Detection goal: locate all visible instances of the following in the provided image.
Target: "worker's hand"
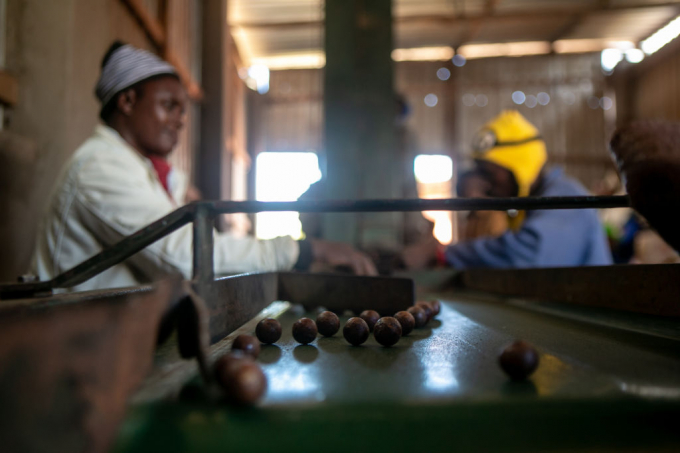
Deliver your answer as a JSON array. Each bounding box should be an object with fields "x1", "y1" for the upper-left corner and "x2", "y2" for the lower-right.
[
  {"x1": 184, "y1": 185, "x2": 202, "y2": 203},
  {"x1": 310, "y1": 239, "x2": 378, "y2": 276},
  {"x1": 402, "y1": 237, "x2": 440, "y2": 270},
  {"x1": 464, "y1": 210, "x2": 509, "y2": 240},
  {"x1": 610, "y1": 121, "x2": 680, "y2": 252}
]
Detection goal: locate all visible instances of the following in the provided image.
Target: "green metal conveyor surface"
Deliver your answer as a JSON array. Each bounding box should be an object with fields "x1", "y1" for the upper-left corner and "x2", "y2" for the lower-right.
[
  {"x1": 115, "y1": 294, "x2": 680, "y2": 453},
  {"x1": 257, "y1": 294, "x2": 680, "y2": 405}
]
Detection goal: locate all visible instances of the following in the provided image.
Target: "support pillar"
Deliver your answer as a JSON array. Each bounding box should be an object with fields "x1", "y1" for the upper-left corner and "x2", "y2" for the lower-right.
[
  {"x1": 323, "y1": 0, "x2": 399, "y2": 249},
  {"x1": 199, "y1": 0, "x2": 231, "y2": 203}
]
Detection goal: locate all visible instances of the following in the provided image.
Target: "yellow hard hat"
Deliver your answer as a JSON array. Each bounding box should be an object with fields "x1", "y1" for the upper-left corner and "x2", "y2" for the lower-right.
[{"x1": 471, "y1": 110, "x2": 547, "y2": 198}]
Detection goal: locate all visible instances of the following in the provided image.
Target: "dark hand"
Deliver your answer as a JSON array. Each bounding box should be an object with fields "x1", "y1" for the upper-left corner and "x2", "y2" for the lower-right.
[
  {"x1": 402, "y1": 237, "x2": 440, "y2": 270},
  {"x1": 310, "y1": 239, "x2": 378, "y2": 276},
  {"x1": 610, "y1": 121, "x2": 680, "y2": 251}
]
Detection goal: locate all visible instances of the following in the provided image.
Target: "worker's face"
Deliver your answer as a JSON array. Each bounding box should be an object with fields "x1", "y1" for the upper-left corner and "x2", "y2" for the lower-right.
[
  {"x1": 123, "y1": 76, "x2": 187, "y2": 157},
  {"x1": 474, "y1": 161, "x2": 518, "y2": 197},
  {"x1": 458, "y1": 172, "x2": 491, "y2": 197}
]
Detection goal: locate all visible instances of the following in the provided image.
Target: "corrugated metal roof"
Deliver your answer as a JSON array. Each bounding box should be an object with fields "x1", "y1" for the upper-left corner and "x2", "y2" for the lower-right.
[
  {"x1": 241, "y1": 27, "x2": 323, "y2": 56},
  {"x1": 394, "y1": 0, "x2": 462, "y2": 17},
  {"x1": 393, "y1": 22, "x2": 465, "y2": 49},
  {"x1": 495, "y1": 0, "x2": 593, "y2": 13},
  {"x1": 228, "y1": 0, "x2": 323, "y2": 24},
  {"x1": 475, "y1": 16, "x2": 572, "y2": 43},
  {"x1": 567, "y1": 6, "x2": 679, "y2": 40},
  {"x1": 229, "y1": 0, "x2": 680, "y2": 64}
]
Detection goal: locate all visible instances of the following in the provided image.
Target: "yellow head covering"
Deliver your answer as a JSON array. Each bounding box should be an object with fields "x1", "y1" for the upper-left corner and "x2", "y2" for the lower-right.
[{"x1": 472, "y1": 110, "x2": 547, "y2": 198}]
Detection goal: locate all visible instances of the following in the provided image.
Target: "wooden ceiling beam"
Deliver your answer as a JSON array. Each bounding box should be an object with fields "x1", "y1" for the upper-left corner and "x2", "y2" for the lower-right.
[
  {"x1": 546, "y1": 0, "x2": 612, "y2": 42},
  {"x1": 232, "y1": 1, "x2": 680, "y2": 30},
  {"x1": 120, "y1": 0, "x2": 203, "y2": 100},
  {"x1": 121, "y1": 0, "x2": 166, "y2": 46},
  {"x1": 548, "y1": 14, "x2": 586, "y2": 43},
  {"x1": 456, "y1": 0, "x2": 503, "y2": 48}
]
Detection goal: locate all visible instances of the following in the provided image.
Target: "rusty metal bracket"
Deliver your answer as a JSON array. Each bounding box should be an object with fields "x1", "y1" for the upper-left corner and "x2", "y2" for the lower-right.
[{"x1": 0, "y1": 279, "x2": 190, "y2": 453}]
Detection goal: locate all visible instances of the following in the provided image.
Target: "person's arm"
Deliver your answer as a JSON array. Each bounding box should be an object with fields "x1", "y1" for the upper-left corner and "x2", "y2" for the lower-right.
[
  {"x1": 401, "y1": 225, "x2": 540, "y2": 270},
  {"x1": 444, "y1": 223, "x2": 540, "y2": 268},
  {"x1": 184, "y1": 185, "x2": 202, "y2": 203},
  {"x1": 445, "y1": 207, "x2": 595, "y2": 269},
  {"x1": 74, "y1": 155, "x2": 300, "y2": 279},
  {"x1": 403, "y1": 206, "x2": 600, "y2": 270},
  {"x1": 463, "y1": 210, "x2": 509, "y2": 240},
  {"x1": 75, "y1": 155, "x2": 376, "y2": 278}
]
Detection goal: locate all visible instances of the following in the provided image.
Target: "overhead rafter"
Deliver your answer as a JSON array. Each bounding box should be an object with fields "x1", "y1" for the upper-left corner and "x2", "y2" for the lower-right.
[
  {"x1": 231, "y1": 1, "x2": 680, "y2": 30},
  {"x1": 456, "y1": 0, "x2": 503, "y2": 48},
  {"x1": 548, "y1": 14, "x2": 586, "y2": 43},
  {"x1": 549, "y1": 0, "x2": 610, "y2": 43},
  {"x1": 120, "y1": 0, "x2": 203, "y2": 100}
]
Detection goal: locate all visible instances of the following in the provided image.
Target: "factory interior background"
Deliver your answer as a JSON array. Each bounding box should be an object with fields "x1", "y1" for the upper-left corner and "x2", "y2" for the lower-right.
[{"x1": 2, "y1": 0, "x2": 680, "y2": 282}]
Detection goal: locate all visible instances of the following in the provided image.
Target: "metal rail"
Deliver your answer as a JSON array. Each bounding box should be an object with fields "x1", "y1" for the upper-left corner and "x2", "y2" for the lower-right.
[
  {"x1": 203, "y1": 195, "x2": 630, "y2": 213},
  {"x1": 0, "y1": 195, "x2": 630, "y2": 299}
]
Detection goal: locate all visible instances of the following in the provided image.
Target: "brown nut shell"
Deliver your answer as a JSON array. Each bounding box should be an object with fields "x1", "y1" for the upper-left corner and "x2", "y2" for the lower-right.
[
  {"x1": 292, "y1": 317, "x2": 318, "y2": 344},
  {"x1": 416, "y1": 301, "x2": 434, "y2": 322},
  {"x1": 231, "y1": 334, "x2": 261, "y2": 359},
  {"x1": 256, "y1": 318, "x2": 282, "y2": 344},
  {"x1": 316, "y1": 311, "x2": 340, "y2": 337},
  {"x1": 373, "y1": 317, "x2": 402, "y2": 347},
  {"x1": 394, "y1": 311, "x2": 415, "y2": 336},
  {"x1": 499, "y1": 340, "x2": 540, "y2": 380},
  {"x1": 343, "y1": 317, "x2": 370, "y2": 346},
  {"x1": 407, "y1": 305, "x2": 428, "y2": 328},
  {"x1": 359, "y1": 310, "x2": 381, "y2": 332},
  {"x1": 214, "y1": 353, "x2": 267, "y2": 405}
]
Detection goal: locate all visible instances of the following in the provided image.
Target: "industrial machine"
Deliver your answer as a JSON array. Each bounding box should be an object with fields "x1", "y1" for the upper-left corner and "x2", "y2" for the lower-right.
[{"x1": 2, "y1": 195, "x2": 679, "y2": 453}]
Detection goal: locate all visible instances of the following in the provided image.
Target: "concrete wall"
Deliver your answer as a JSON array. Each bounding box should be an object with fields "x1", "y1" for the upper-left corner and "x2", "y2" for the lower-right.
[{"x1": 0, "y1": 0, "x2": 153, "y2": 281}]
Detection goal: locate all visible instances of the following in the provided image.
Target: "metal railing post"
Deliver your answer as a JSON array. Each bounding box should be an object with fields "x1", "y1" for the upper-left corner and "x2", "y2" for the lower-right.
[{"x1": 192, "y1": 205, "x2": 215, "y2": 283}]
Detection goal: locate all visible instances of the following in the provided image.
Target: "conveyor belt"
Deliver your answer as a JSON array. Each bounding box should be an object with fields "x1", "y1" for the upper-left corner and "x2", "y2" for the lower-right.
[{"x1": 116, "y1": 293, "x2": 680, "y2": 453}]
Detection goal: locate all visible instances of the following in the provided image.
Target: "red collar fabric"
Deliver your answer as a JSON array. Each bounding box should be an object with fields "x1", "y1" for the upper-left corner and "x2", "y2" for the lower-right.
[{"x1": 147, "y1": 155, "x2": 173, "y2": 198}]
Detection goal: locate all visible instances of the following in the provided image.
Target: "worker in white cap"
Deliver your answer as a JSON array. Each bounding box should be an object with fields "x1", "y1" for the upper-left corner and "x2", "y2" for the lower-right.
[
  {"x1": 404, "y1": 110, "x2": 613, "y2": 269},
  {"x1": 32, "y1": 42, "x2": 376, "y2": 292}
]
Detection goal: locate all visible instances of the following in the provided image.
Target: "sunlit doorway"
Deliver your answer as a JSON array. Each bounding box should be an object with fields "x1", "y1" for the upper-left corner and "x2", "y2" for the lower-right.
[{"x1": 255, "y1": 152, "x2": 322, "y2": 240}]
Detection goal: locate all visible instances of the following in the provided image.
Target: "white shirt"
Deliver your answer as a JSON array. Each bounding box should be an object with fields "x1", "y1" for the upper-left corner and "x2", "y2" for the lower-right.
[{"x1": 32, "y1": 125, "x2": 298, "y2": 292}]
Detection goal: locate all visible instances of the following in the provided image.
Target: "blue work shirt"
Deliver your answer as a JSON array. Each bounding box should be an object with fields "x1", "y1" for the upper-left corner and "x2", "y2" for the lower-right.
[{"x1": 445, "y1": 168, "x2": 613, "y2": 269}]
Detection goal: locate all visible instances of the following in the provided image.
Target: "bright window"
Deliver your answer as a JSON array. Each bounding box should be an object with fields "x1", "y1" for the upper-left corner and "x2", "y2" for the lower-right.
[
  {"x1": 255, "y1": 152, "x2": 322, "y2": 240},
  {"x1": 413, "y1": 154, "x2": 455, "y2": 245},
  {"x1": 414, "y1": 154, "x2": 453, "y2": 184}
]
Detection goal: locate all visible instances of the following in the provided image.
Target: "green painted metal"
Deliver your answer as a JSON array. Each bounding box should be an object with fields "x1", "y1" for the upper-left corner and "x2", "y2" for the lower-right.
[
  {"x1": 116, "y1": 399, "x2": 680, "y2": 453},
  {"x1": 114, "y1": 295, "x2": 680, "y2": 452}
]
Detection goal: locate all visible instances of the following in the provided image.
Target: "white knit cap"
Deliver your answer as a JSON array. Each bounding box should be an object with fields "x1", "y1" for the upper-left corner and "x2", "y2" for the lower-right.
[{"x1": 95, "y1": 44, "x2": 177, "y2": 107}]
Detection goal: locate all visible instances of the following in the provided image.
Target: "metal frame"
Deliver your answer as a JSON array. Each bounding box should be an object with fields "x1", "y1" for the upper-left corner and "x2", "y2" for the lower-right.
[
  {"x1": 458, "y1": 263, "x2": 680, "y2": 317},
  {"x1": 0, "y1": 195, "x2": 629, "y2": 299}
]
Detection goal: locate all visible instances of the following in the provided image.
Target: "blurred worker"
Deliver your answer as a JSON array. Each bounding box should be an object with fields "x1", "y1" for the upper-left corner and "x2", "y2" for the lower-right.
[
  {"x1": 609, "y1": 120, "x2": 680, "y2": 261},
  {"x1": 299, "y1": 95, "x2": 433, "y2": 275},
  {"x1": 32, "y1": 42, "x2": 376, "y2": 291},
  {"x1": 300, "y1": 95, "x2": 432, "y2": 246},
  {"x1": 393, "y1": 95, "x2": 436, "y2": 245},
  {"x1": 592, "y1": 170, "x2": 640, "y2": 264},
  {"x1": 456, "y1": 170, "x2": 509, "y2": 240},
  {"x1": 403, "y1": 110, "x2": 612, "y2": 269}
]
